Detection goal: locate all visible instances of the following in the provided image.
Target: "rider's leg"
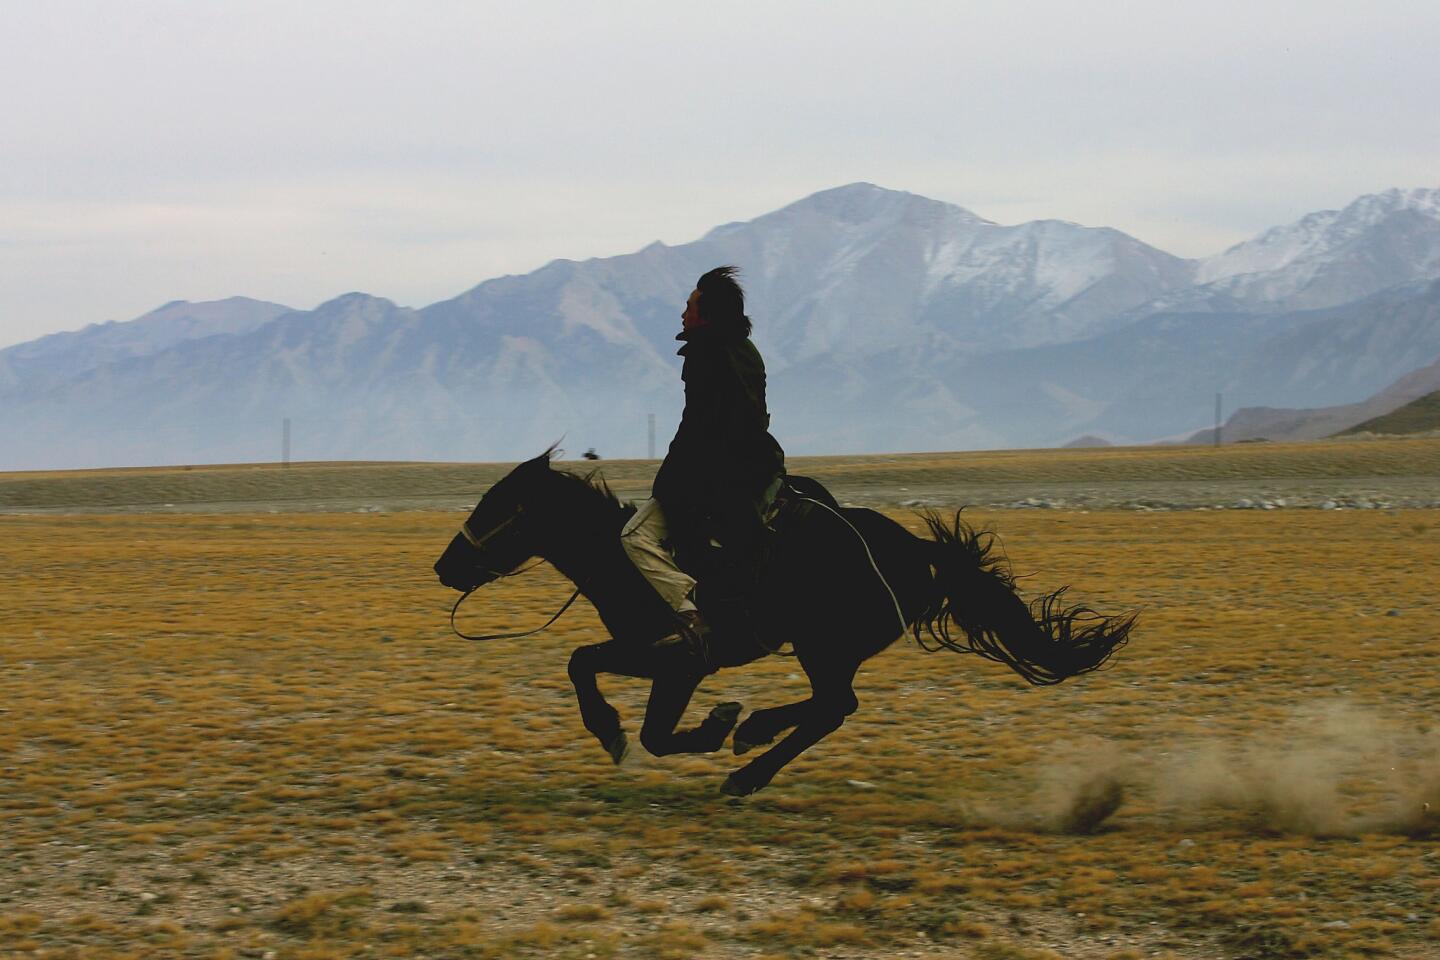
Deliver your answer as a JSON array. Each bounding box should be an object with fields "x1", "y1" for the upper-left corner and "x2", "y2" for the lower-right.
[
  {"x1": 620, "y1": 499, "x2": 697, "y2": 614},
  {"x1": 700, "y1": 502, "x2": 768, "y2": 648}
]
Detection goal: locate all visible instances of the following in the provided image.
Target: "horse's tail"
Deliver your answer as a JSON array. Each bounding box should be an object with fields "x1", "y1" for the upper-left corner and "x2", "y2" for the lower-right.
[{"x1": 915, "y1": 511, "x2": 1133, "y2": 686}]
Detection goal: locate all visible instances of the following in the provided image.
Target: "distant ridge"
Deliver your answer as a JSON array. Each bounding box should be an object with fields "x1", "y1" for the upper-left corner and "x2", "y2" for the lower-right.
[
  {"x1": 1338, "y1": 389, "x2": 1440, "y2": 437},
  {"x1": 0, "y1": 297, "x2": 294, "y2": 398},
  {"x1": 1188, "y1": 353, "x2": 1440, "y2": 444}
]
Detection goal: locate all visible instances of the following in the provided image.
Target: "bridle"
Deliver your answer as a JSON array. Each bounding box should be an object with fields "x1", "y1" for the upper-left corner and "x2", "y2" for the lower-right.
[
  {"x1": 459, "y1": 509, "x2": 520, "y2": 549},
  {"x1": 448, "y1": 505, "x2": 582, "y2": 642}
]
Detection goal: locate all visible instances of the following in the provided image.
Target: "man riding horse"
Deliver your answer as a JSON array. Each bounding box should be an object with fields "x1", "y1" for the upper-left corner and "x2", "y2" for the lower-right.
[
  {"x1": 620, "y1": 266, "x2": 785, "y2": 663},
  {"x1": 433, "y1": 266, "x2": 1134, "y2": 794}
]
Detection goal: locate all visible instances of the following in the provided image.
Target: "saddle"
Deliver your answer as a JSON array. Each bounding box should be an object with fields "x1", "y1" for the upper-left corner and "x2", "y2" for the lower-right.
[
  {"x1": 665, "y1": 475, "x2": 839, "y2": 661},
  {"x1": 667, "y1": 475, "x2": 836, "y2": 586},
  {"x1": 771, "y1": 474, "x2": 841, "y2": 518}
]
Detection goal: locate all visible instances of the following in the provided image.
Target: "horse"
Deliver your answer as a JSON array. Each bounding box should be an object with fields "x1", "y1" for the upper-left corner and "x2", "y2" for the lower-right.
[{"x1": 433, "y1": 449, "x2": 1134, "y2": 796}]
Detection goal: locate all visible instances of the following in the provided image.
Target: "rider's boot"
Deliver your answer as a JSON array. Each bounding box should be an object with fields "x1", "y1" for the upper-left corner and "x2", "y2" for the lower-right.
[
  {"x1": 703, "y1": 595, "x2": 760, "y2": 660},
  {"x1": 652, "y1": 609, "x2": 713, "y2": 673}
]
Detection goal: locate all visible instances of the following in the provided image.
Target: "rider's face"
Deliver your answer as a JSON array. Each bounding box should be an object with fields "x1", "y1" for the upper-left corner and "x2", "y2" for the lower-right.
[{"x1": 681, "y1": 288, "x2": 702, "y2": 330}]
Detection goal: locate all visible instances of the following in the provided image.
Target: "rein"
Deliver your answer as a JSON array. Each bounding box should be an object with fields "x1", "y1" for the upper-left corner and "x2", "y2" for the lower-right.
[
  {"x1": 448, "y1": 506, "x2": 580, "y2": 642},
  {"x1": 449, "y1": 565, "x2": 582, "y2": 642}
]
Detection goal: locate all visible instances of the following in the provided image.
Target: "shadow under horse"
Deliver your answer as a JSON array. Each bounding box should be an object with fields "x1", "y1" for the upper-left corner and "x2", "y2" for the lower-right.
[{"x1": 433, "y1": 450, "x2": 1134, "y2": 796}]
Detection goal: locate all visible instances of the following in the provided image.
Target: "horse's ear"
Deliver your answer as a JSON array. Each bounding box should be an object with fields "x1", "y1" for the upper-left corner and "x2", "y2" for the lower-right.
[{"x1": 518, "y1": 445, "x2": 558, "y2": 473}]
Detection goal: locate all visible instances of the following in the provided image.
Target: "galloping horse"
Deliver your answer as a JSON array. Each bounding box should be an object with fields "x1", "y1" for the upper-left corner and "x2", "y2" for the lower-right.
[{"x1": 433, "y1": 450, "x2": 1133, "y2": 796}]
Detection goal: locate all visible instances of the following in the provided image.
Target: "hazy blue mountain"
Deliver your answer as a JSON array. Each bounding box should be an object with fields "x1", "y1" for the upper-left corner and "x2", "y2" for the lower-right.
[
  {"x1": 4, "y1": 183, "x2": 1440, "y2": 469},
  {"x1": 3, "y1": 294, "x2": 414, "y2": 467},
  {"x1": 987, "y1": 280, "x2": 1440, "y2": 445},
  {"x1": 762, "y1": 277, "x2": 1440, "y2": 451},
  {"x1": 0, "y1": 297, "x2": 293, "y2": 398}
]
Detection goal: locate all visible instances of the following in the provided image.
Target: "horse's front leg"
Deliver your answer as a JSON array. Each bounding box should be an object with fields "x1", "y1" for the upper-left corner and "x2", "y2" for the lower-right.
[
  {"x1": 568, "y1": 641, "x2": 653, "y2": 765},
  {"x1": 639, "y1": 671, "x2": 742, "y2": 757}
]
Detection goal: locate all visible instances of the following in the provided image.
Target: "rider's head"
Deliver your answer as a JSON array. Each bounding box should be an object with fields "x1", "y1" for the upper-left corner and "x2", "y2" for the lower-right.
[{"x1": 688, "y1": 265, "x2": 751, "y2": 336}]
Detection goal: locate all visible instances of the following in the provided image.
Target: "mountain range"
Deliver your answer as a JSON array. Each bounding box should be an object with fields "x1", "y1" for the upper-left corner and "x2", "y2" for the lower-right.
[{"x1": 3, "y1": 183, "x2": 1440, "y2": 469}]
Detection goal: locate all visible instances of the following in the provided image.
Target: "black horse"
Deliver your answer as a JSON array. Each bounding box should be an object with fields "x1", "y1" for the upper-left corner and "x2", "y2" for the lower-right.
[{"x1": 433, "y1": 450, "x2": 1134, "y2": 796}]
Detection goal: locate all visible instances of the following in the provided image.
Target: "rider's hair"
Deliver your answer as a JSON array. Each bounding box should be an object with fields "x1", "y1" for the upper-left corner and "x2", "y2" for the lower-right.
[{"x1": 696, "y1": 265, "x2": 752, "y2": 336}]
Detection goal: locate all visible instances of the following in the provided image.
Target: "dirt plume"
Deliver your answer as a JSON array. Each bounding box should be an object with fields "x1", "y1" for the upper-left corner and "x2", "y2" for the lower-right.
[
  {"x1": 1024, "y1": 740, "x2": 1131, "y2": 833},
  {"x1": 1153, "y1": 702, "x2": 1439, "y2": 835},
  {"x1": 1021, "y1": 702, "x2": 1439, "y2": 836}
]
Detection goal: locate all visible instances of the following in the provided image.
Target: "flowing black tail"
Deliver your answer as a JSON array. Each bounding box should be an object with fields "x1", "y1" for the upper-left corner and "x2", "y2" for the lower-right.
[{"x1": 914, "y1": 511, "x2": 1134, "y2": 686}]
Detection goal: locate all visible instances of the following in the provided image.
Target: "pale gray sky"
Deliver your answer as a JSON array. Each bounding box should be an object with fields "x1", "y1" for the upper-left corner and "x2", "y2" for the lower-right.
[{"x1": 3, "y1": 0, "x2": 1438, "y2": 347}]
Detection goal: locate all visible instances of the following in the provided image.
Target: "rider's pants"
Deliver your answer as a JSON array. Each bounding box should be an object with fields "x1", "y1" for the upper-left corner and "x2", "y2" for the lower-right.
[{"x1": 620, "y1": 499, "x2": 697, "y2": 614}]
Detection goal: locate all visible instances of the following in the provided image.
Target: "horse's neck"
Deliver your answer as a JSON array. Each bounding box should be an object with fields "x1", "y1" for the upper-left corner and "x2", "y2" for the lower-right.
[{"x1": 539, "y1": 497, "x2": 674, "y2": 642}]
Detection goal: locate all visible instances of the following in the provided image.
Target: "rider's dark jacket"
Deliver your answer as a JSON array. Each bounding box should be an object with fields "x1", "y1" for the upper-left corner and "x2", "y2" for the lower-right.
[{"x1": 651, "y1": 322, "x2": 786, "y2": 552}]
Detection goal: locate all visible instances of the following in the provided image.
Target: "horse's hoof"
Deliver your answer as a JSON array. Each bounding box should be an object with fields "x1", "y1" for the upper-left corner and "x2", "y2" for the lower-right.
[
  {"x1": 733, "y1": 737, "x2": 757, "y2": 756},
  {"x1": 720, "y1": 772, "x2": 759, "y2": 797},
  {"x1": 605, "y1": 732, "x2": 629, "y2": 766},
  {"x1": 709, "y1": 701, "x2": 742, "y2": 727}
]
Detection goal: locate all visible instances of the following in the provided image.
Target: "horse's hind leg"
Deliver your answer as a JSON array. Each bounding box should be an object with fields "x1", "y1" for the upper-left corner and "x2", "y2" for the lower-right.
[
  {"x1": 732, "y1": 698, "x2": 813, "y2": 755},
  {"x1": 721, "y1": 657, "x2": 861, "y2": 797},
  {"x1": 639, "y1": 673, "x2": 742, "y2": 757}
]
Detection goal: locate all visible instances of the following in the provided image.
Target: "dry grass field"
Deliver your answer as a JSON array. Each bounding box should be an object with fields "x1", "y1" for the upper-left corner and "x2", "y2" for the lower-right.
[{"x1": 3, "y1": 440, "x2": 1439, "y2": 959}]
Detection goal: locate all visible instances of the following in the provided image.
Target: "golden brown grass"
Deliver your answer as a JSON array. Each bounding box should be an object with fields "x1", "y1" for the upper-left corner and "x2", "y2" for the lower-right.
[{"x1": 3, "y1": 447, "x2": 1439, "y2": 957}]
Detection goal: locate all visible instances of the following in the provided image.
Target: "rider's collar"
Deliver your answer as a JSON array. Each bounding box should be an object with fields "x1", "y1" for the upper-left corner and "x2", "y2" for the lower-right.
[{"x1": 675, "y1": 324, "x2": 742, "y2": 344}]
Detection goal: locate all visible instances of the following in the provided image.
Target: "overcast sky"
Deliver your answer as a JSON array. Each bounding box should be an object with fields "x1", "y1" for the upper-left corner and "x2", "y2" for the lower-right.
[{"x1": 2, "y1": 0, "x2": 1437, "y2": 348}]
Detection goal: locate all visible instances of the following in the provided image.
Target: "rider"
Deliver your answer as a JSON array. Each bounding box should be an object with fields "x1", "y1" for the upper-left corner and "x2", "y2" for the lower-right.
[{"x1": 621, "y1": 265, "x2": 786, "y2": 652}]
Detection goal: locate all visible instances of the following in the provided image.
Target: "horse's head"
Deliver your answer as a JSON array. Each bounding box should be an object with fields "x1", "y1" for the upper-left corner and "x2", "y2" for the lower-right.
[{"x1": 433, "y1": 449, "x2": 555, "y2": 593}]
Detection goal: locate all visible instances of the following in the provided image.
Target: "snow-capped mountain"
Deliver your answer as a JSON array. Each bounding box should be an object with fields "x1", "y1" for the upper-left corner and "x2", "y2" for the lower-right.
[
  {"x1": 417, "y1": 183, "x2": 1195, "y2": 377},
  {"x1": 689, "y1": 185, "x2": 1196, "y2": 361},
  {"x1": 4, "y1": 182, "x2": 1440, "y2": 469},
  {"x1": 1154, "y1": 187, "x2": 1440, "y2": 313}
]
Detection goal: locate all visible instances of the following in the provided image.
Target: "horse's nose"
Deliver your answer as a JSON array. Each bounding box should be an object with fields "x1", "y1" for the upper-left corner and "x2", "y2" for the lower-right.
[
  {"x1": 434, "y1": 560, "x2": 460, "y2": 590},
  {"x1": 435, "y1": 565, "x2": 473, "y2": 593}
]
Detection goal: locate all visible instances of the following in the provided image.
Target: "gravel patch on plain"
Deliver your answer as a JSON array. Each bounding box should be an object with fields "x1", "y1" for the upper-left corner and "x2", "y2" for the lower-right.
[{"x1": 4, "y1": 438, "x2": 1438, "y2": 515}]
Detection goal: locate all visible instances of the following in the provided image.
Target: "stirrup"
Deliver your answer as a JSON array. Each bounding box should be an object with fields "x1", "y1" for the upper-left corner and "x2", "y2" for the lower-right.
[{"x1": 653, "y1": 611, "x2": 712, "y2": 670}]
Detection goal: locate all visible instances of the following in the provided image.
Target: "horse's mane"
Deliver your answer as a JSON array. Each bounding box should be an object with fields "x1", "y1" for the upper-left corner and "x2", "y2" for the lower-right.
[{"x1": 551, "y1": 467, "x2": 637, "y2": 520}]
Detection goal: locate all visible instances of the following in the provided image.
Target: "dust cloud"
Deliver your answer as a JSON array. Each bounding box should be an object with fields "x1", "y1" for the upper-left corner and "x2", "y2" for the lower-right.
[
  {"x1": 1032, "y1": 740, "x2": 1131, "y2": 834},
  {"x1": 1026, "y1": 702, "x2": 1440, "y2": 836}
]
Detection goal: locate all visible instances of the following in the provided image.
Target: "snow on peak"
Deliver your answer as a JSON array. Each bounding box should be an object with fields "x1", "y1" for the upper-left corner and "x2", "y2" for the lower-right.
[
  {"x1": 1346, "y1": 186, "x2": 1440, "y2": 219},
  {"x1": 1199, "y1": 186, "x2": 1440, "y2": 284}
]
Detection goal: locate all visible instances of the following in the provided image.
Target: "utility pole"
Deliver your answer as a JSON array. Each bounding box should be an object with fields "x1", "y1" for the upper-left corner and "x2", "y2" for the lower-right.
[
  {"x1": 1214, "y1": 393, "x2": 1222, "y2": 448},
  {"x1": 647, "y1": 413, "x2": 656, "y2": 460},
  {"x1": 282, "y1": 417, "x2": 291, "y2": 467}
]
